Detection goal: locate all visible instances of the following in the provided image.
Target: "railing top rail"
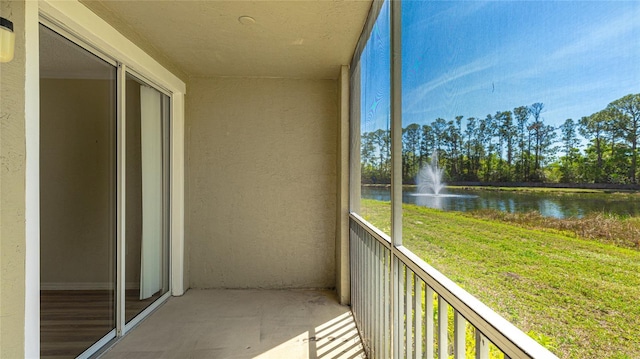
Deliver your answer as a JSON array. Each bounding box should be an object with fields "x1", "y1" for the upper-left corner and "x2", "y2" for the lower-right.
[{"x1": 349, "y1": 212, "x2": 392, "y2": 249}]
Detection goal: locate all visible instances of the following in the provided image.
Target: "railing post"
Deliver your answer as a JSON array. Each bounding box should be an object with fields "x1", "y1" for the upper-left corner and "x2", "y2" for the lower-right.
[
  {"x1": 438, "y1": 297, "x2": 448, "y2": 359},
  {"x1": 476, "y1": 331, "x2": 489, "y2": 359},
  {"x1": 393, "y1": 257, "x2": 401, "y2": 358},
  {"x1": 426, "y1": 286, "x2": 434, "y2": 359},
  {"x1": 406, "y1": 269, "x2": 413, "y2": 357},
  {"x1": 366, "y1": 230, "x2": 372, "y2": 350},
  {"x1": 384, "y1": 244, "x2": 390, "y2": 358},
  {"x1": 415, "y1": 278, "x2": 423, "y2": 358},
  {"x1": 454, "y1": 311, "x2": 466, "y2": 359},
  {"x1": 375, "y1": 241, "x2": 381, "y2": 357}
]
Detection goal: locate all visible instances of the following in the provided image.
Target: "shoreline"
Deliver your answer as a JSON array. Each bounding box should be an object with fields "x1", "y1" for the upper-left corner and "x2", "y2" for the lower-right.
[{"x1": 362, "y1": 183, "x2": 640, "y2": 194}]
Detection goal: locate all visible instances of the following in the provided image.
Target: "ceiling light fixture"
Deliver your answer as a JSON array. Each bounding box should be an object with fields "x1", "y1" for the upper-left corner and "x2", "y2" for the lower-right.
[
  {"x1": 0, "y1": 17, "x2": 15, "y2": 63},
  {"x1": 238, "y1": 16, "x2": 256, "y2": 25}
]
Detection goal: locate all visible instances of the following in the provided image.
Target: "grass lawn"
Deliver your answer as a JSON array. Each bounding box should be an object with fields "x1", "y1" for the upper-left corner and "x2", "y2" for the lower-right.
[{"x1": 359, "y1": 199, "x2": 640, "y2": 359}]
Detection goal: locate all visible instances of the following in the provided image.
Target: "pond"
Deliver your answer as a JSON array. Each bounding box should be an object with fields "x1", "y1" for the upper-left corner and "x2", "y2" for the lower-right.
[{"x1": 361, "y1": 186, "x2": 640, "y2": 219}]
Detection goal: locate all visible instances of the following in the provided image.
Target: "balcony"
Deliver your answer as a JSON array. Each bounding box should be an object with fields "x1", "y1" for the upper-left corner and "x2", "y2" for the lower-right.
[
  {"x1": 98, "y1": 216, "x2": 556, "y2": 359},
  {"x1": 101, "y1": 290, "x2": 365, "y2": 359}
]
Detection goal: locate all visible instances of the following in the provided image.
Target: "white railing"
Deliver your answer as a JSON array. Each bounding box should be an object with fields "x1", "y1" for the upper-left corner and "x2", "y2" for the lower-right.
[{"x1": 349, "y1": 213, "x2": 559, "y2": 359}]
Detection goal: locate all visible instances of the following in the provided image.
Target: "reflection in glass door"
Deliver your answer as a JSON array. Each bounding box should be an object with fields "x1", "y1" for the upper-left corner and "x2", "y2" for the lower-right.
[
  {"x1": 125, "y1": 74, "x2": 170, "y2": 323},
  {"x1": 39, "y1": 24, "x2": 117, "y2": 358},
  {"x1": 39, "y1": 23, "x2": 172, "y2": 358}
]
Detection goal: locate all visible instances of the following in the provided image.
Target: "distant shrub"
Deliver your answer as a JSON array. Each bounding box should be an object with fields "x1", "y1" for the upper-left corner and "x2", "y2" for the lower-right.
[{"x1": 466, "y1": 209, "x2": 640, "y2": 250}]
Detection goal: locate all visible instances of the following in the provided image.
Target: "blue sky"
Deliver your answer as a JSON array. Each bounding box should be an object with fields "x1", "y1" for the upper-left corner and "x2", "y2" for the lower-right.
[{"x1": 361, "y1": 0, "x2": 640, "y2": 133}]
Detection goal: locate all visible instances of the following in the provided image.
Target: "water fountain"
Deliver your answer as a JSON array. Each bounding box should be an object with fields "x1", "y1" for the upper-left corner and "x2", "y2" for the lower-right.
[
  {"x1": 416, "y1": 152, "x2": 446, "y2": 195},
  {"x1": 410, "y1": 152, "x2": 477, "y2": 210}
]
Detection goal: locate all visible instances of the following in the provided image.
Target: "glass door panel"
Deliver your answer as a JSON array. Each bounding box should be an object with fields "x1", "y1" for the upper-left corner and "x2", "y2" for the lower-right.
[
  {"x1": 39, "y1": 24, "x2": 117, "y2": 358},
  {"x1": 125, "y1": 74, "x2": 170, "y2": 323}
]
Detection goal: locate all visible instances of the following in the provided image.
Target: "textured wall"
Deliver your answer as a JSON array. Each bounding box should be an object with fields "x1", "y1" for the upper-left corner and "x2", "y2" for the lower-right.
[
  {"x1": 186, "y1": 77, "x2": 337, "y2": 288},
  {"x1": 0, "y1": 0, "x2": 26, "y2": 356}
]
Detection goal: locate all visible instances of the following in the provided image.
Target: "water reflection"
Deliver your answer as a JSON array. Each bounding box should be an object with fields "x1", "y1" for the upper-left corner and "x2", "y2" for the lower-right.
[
  {"x1": 410, "y1": 193, "x2": 478, "y2": 211},
  {"x1": 362, "y1": 186, "x2": 640, "y2": 219}
]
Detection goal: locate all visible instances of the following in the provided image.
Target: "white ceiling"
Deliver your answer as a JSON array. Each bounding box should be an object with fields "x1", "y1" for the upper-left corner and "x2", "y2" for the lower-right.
[{"x1": 80, "y1": 0, "x2": 372, "y2": 80}]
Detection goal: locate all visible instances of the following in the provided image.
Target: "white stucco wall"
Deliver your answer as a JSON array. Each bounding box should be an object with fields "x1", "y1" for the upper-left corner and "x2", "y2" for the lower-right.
[
  {"x1": 186, "y1": 77, "x2": 338, "y2": 289},
  {"x1": 0, "y1": 1, "x2": 26, "y2": 356}
]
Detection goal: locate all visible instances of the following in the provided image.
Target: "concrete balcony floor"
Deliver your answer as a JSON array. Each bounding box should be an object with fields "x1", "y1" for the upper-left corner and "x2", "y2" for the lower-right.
[{"x1": 100, "y1": 289, "x2": 366, "y2": 359}]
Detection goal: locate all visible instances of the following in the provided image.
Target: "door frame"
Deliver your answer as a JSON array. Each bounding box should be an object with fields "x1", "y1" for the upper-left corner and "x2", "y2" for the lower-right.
[{"x1": 25, "y1": 0, "x2": 186, "y2": 356}]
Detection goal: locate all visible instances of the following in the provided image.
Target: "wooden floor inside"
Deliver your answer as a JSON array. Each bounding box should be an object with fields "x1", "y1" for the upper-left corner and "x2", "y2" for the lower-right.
[{"x1": 41, "y1": 289, "x2": 161, "y2": 359}]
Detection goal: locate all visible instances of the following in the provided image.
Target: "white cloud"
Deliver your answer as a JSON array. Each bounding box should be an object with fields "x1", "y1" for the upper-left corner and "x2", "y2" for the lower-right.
[
  {"x1": 405, "y1": 56, "x2": 495, "y2": 111},
  {"x1": 549, "y1": 11, "x2": 639, "y2": 62}
]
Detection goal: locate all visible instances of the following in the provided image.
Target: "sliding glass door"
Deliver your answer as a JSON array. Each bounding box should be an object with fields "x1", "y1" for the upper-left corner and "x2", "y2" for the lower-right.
[
  {"x1": 124, "y1": 74, "x2": 170, "y2": 323},
  {"x1": 39, "y1": 24, "x2": 117, "y2": 358},
  {"x1": 39, "y1": 23, "x2": 171, "y2": 358}
]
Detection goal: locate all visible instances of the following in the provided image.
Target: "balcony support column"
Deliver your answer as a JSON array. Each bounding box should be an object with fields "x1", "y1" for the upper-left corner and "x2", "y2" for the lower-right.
[
  {"x1": 390, "y1": 0, "x2": 403, "y2": 356},
  {"x1": 337, "y1": 65, "x2": 351, "y2": 305}
]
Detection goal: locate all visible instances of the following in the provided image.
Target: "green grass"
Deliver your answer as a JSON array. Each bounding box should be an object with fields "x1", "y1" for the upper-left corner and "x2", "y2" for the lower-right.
[{"x1": 359, "y1": 199, "x2": 640, "y2": 359}]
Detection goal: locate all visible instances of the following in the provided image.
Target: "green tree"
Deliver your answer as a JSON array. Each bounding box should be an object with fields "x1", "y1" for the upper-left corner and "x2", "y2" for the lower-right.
[
  {"x1": 560, "y1": 118, "x2": 580, "y2": 155},
  {"x1": 372, "y1": 128, "x2": 391, "y2": 183},
  {"x1": 559, "y1": 118, "x2": 581, "y2": 182},
  {"x1": 528, "y1": 102, "x2": 545, "y2": 175},
  {"x1": 444, "y1": 118, "x2": 463, "y2": 180},
  {"x1": 598, "y1": 107, "x2": 631, "y2": 183},
  {"x1": 579, "y1": 112, "x2": 607, "y2": 182},
  {"x1": 420, "y1": 124, "x2": 435, "y2": 168},
  {"x1": 607, "y1": 94, "x2": 640, "y2": 183},
  {"x1": 514, "y1": 105, "x2": 530, "y2": 181},
  {"x1": 479, "y1": 114, "x2": 497, "y2": 181},
  {"x1": 464, "y1": 117, "x2": 479, "y2": 180},
  {"x1": 402, "y1": 123, "x2": 421, "y2": 182},
  {"x1": 432, "y1": 117, "x2": 448, "y2": 156},
  {"x1": 454, "y1": 116, "x2": 465, "y2": 180},
  {"x1": 496, "y1": 110, "x2": 515, "y2": 181}
]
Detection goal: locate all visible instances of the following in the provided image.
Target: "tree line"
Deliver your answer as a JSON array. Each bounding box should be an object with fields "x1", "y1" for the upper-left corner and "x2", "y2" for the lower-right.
[{"x1": 361, "y1": 93, "x2": 640, "y2": 185}]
